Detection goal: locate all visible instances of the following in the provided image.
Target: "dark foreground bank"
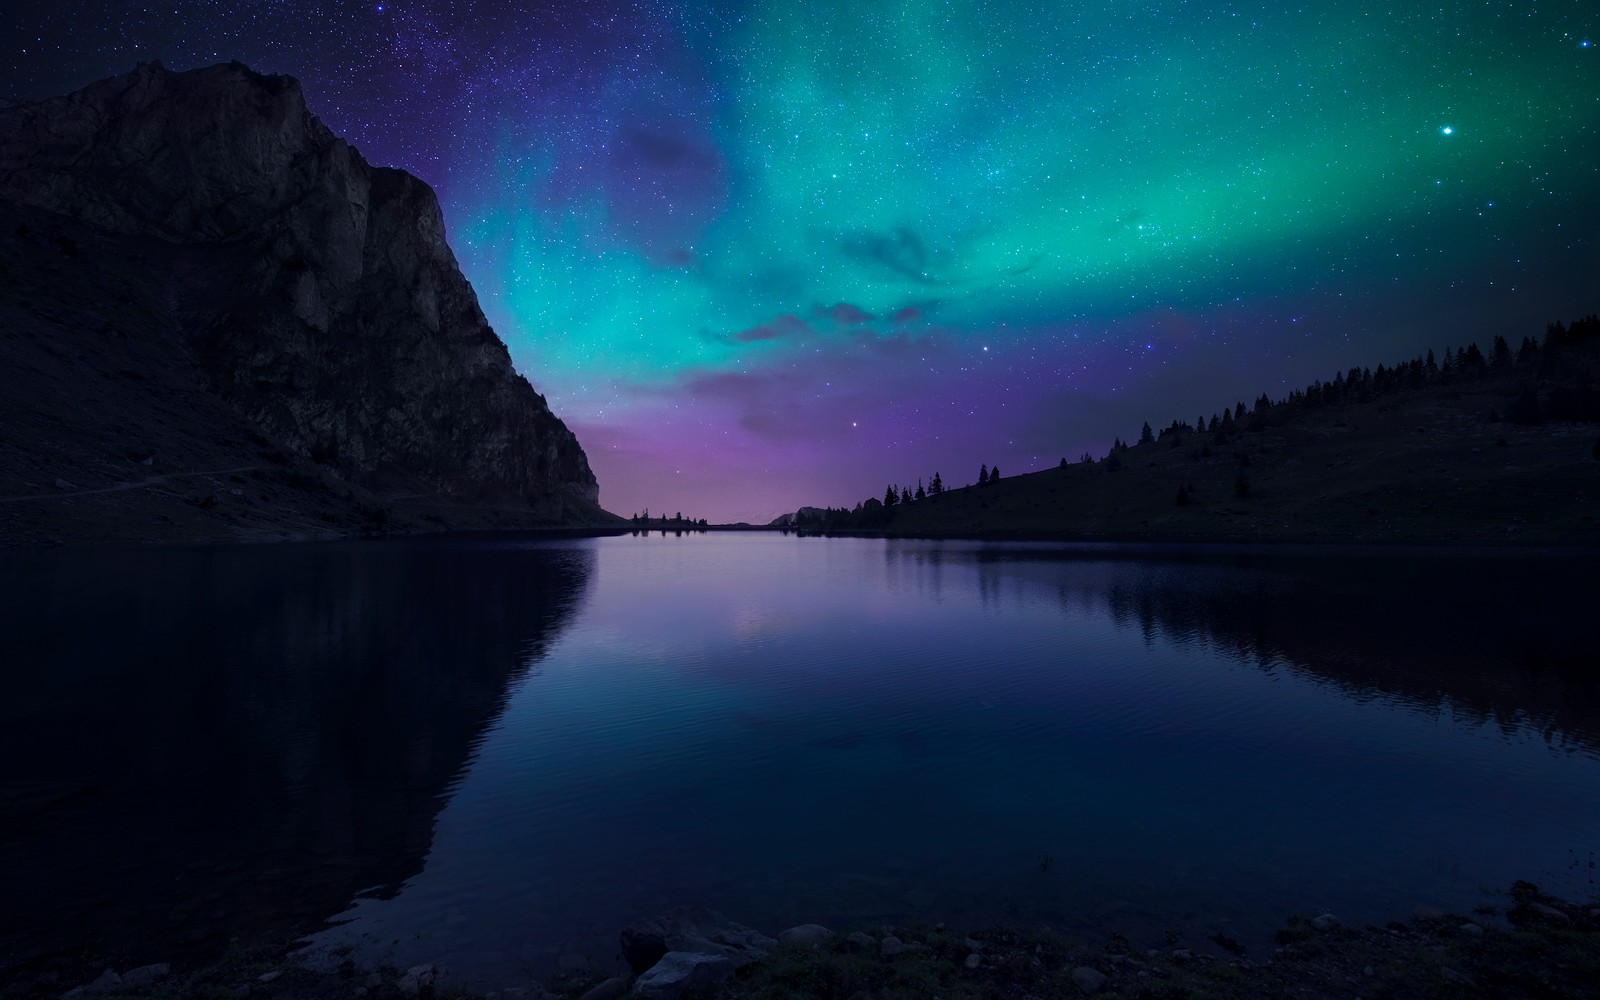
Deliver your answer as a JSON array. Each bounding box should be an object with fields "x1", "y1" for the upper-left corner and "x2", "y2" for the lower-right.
[{"x1": 14, "y1": 881, "x2": 1597, "y2": 1000}]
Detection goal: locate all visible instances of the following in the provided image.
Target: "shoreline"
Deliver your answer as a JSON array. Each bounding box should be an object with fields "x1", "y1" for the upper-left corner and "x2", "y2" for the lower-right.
[
  {"x1": 9, "y1": 519, "x2": 1600, "y2": 553},
  {"x1": 13, "y1": 881, "x2": 1597, "y2": 1000}
]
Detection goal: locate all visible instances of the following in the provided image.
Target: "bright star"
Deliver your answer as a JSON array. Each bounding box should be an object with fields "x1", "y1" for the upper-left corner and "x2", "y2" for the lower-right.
[{"x1": 1441, "y1": 126, "x2": 1453, "y2": 135}]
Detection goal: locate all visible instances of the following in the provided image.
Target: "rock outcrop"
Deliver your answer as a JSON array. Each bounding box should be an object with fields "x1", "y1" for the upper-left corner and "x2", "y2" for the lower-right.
[{"x1": 0, "y1": 61, "x2": 606, "y2": 541}]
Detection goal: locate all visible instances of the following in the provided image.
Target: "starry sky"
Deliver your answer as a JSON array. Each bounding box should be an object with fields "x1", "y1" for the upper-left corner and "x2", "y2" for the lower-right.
[{"x1": 7, "y1": 1, "x2": 1598, "y2": 522}]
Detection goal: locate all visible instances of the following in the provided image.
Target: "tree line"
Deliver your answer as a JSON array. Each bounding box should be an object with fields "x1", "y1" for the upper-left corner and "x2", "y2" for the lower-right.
[{"x1": 799, "y1": 314, "x2": 1599, "y2": 530}]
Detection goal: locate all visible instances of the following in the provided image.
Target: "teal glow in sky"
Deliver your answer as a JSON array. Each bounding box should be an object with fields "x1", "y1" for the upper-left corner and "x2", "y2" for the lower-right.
[{"x1": 10, "y1": 0, "x2": 1599, "y2": 520}]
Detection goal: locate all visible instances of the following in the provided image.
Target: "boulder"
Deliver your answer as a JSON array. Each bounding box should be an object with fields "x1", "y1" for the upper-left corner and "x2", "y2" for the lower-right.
[
  {"x1": 1071, "y1": 966, "x2": 1108, "y2": 995},
  {"x1": 619, "y1": 907, "x2": 775, "y2": 975},
  {"x1": 577, "y1": 975, "x2": 632, "y2": 1000},
  {"x1": 1527, "y1": 902, "x2": 1570, "y2": 923},
  {"x1": 1310, "y1": 913, "x2": 1340, "y2": 931},
  {"x1": 631, "y1": 953, "x2": 733, "y2": 1000},
  {"x1": 777, "y1": 924, "x2": 834, "y2": 948},
  {"x1": 119, "y1": 963, "x2": 170, "y2": 988},
  {"x1": 398, "y1": 964, "x2": 438, "y2": 996}
]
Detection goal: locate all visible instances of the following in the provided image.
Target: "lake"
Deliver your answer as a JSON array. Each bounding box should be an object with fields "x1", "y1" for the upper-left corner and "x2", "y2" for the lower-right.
[{"x1": 2, "y1": 533, "x2": 1597, "y2": 990}]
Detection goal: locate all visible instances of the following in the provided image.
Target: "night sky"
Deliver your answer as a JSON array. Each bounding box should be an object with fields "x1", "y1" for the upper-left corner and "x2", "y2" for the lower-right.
[{"x1": 7, "y1": 1, "x2": 1598, "y2": 522}]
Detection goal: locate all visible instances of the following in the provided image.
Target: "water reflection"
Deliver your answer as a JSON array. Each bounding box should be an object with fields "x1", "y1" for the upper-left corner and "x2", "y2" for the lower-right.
[
  {"x1": 906, "y1": 544, "x2": 1600, "y2": 758},
  {"x1": 5, "y1": 535, "x2": 1598, "y2": 992},
  {"x1": 312, "y1": 537, "x2": 1600, "y2": 989},
  {"x1": 0, "y1": 538, "x2": 592, "y2": 969}
]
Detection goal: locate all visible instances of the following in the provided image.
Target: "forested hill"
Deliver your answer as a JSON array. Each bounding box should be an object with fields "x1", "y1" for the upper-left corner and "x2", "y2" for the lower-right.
[{"x1": 794, "y1": 316, "x2": 1600, "y2": 544}]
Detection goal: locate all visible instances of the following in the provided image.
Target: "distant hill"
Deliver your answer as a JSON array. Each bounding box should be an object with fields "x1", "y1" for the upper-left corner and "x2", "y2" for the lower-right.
[
  {"x1": 769, "y1": 505, "x2": 830, "y2": 527},
  {"x1": 799, "y1": 318, "x2": 1600, "y2": 544},
  {"x1": 0, "y1": 62, "x2": 616, "y2": 545}
]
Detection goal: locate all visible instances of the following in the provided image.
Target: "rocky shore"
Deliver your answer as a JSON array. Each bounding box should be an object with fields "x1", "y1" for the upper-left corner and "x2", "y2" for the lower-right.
[{"x1": 20, "y1": 881, "x2": 1598, "y2": 1000}]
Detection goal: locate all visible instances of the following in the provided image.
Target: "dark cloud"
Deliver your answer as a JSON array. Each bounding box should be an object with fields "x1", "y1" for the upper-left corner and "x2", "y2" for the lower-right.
[
  {"x1": 614, "y1": 120, "x2": 719, "y2": 172},
  {"x1": 731, "y1": 313, "x2": 810, "y2": 343},
  {"x1": 818, "y1": 302, "x2": 871, "y2": 326},
  {"x1": 842, "y1": 226, "x2": 946, "y2": 285}
]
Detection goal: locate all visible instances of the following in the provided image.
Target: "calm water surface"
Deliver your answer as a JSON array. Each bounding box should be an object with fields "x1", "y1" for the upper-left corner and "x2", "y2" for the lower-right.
[{"x1": 3, "y1": 534, "x2": 1597, "y2": 989}]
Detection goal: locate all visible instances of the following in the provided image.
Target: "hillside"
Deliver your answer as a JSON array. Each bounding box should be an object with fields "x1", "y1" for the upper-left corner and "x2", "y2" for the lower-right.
[
  {"x1": 0, "y1": 62, "x2": 616, "y2": 545},
  {"x1": 795, "y1": 320, "x2": 1600, "y2": 544}
]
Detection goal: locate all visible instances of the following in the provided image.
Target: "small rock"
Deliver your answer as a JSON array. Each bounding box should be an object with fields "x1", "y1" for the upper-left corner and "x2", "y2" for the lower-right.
[
  {"x1": 844, "y1": 931, "x2": 876, "y2": 952},
  {"x1": 1171, "y1": 949, "x2": 1192, "y2": 962},
  {"x1": 141, "y1": 456, "x2": 155, "y2": 466},
  {"x1": 963, "y1": 937, "x2": 985, "y2": 951},
  {"x1": 120, "y1": 964, "x2": 171, "y2": 988},
  {"x1": 1362, "y1": 965, "x2": 1375, "y2": 977},
  {"x1": 777, "y1": 924, "x2": 835, "y2": 948},
  {"x1": 1071, "y1": 966, "x2": 1108, "y2": 995},
  {"x1": 578, "y1": 975, "x2": 632, "y2": 1000},
  {"x1": 879, "y1": 935, "x2": 909, "y2": 958},
  {"x1": 1412, "y1": 906, "x2": 1445, "y2": 922},
  {"x1": 257, "y1": 971, "x2": 282, "y2": 983},
  {"x1": 54, "y1": 479, "x2": 77, "y2": 490},
  {"x1": 1440, "y1": 966, "x2": 1475, "y2": 987},
  {"x1": 1459, "y1": 922, "x2": 1483, "y2": 936},
  {"x1": 398, "y1": 964, "x2": 437, "y2": 996},
  {"x1": 632, "y1": 952, "x2": 734, "y2": 1000},
  {"x1": 1310, "y1": 913, "x2": 1340, "y2": 931},
  {"x1": 964, "y1": 954, "x2": 981, "y2": 970},
  {"x1": 1528, "y1": 902, "x2": 1570, "y2": 923},
  {"x1": 353, "y1": 990, "x2": 366, "y2": 999},
  {"x1": 87, "y1": 970, "x2": 121, "y2": 993},
  {"x1": 620, "y1": 907, "x2": 775, "y2": 974}
]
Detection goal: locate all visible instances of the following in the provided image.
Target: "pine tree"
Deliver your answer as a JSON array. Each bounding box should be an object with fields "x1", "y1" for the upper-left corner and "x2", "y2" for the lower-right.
[
  {"x1": 915, "y1": 480, "x2": 926, "y2": 501},
  {"x1": 979, "y1": 464, "x2": 989, "y2": 486},
  {"x1": 931, "y1": 472, "x2": 944, "y2": 494},
  {"x1": 990, "y1": 464, "x2": 1000, "y2": 482},
  {"x1": 1492, "y1": 335, "x2": 1512, "y2": 370},
  {"x1": 884, "y1": 484, "x2": 898, "y2": 506},
  {"x1": 1139, "y1": 421, "x2": 1154, "y2": 445}
]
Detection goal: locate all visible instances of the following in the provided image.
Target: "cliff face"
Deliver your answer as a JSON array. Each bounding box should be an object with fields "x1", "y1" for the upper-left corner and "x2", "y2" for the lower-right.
[{"x1": 0, "y1": 61, "x2": 601, "y2": 536}]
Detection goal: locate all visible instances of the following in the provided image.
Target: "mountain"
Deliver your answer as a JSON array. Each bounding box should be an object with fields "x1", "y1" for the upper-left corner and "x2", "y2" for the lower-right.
[
  {"x1": 768, "y1": 505, "x2": 830, "y2": 527},
  {"x1": 0, "y1": 61, "x2": 613, "y2": 544},
  {"x1": 804, "y1": 321, "x2": 1600, "y2": 544}
]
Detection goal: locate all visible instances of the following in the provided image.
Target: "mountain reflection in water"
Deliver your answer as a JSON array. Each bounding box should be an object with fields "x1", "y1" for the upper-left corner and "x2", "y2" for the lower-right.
[{"x1": 0, "y1": 538, "x2": 593, "y2": 970}]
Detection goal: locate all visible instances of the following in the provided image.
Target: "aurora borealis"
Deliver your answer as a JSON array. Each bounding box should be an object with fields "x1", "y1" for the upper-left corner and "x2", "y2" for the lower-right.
[{"x1": 7, "y1": 2, "x2": 1598, "y2": 522}]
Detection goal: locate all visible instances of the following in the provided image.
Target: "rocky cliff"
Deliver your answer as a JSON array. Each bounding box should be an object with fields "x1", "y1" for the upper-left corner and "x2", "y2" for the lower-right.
[{"x1": 0, "y1": 61, "x2": 608, "y2": 542}]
